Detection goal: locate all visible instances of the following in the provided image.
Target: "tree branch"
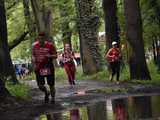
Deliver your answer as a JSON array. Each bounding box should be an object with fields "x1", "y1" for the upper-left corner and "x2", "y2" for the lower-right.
[{"x1": 9, "y1": 31, "x2": 29, "y2": 51}]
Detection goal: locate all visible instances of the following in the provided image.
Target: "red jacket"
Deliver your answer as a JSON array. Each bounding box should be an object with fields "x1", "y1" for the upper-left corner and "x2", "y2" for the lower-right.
[
  {"x1": 62, "y1": 51, "x2": 75, "y2": 64},
  {"x1": 32, "y1": 40, "x2": 57, "y2": 72},
  {"x1": 106, "y1": 48, "x2": 120, "y2": 62}
]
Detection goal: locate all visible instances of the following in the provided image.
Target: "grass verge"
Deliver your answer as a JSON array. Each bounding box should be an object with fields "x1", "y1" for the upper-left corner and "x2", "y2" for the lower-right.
[{"x1": 6, "y1": 82, "x2": 31, "y2": 100}]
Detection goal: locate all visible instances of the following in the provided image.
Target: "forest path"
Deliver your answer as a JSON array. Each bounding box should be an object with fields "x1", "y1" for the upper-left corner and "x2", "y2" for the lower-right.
[{"x1": 1, "y1": 80, "x2": 160, "y2": 120}]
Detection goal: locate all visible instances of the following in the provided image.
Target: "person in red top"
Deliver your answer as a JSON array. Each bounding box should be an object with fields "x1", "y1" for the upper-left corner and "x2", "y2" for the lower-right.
[
  {"x1": 70, "y1": 109, "x2": 80, "y2": 120},
  {"x1": 32, "y1": 33, "x2": 57, "y2": 103},
  {"x1": 113, "y1": 99, "x2": 128, "y2": 120},
  {"x1": 62, "y1": 44, "x2": 76, "y2": 86},
  {"x1": 106, "y1": 41, "x2": 121, "y2": 83}
]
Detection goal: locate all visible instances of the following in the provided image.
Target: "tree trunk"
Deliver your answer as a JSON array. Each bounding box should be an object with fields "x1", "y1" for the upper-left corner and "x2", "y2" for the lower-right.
[
  {"x1": 0, "y1": 0, "x2": 18, "y2": 84},
  {"x1": 62, "y1": 23, "x2": 72, "y2": 48},
  {"x1": 152, "y1": 37, "x2": 157, "y2": 63},
  {"x1": 103, "y1": 0, "x2": 120, "y2": 48},
  {"x1": 87, "y1": 102, "x2": 107, "y2": 120},
  {"x1": 0, "y1": 78, "x2": 10, "y2": 99},
  {"x1": 30, "y1": 0, "x2": 52, "y2": 38},
  {"x1": 133, "y1": 96, "x2": 152, "y2": 119},
  {"x1": 155, "y1": 36, "x2": 160, "y2": 71},
  {"x1": 124, "y1": 0, "x2": 151, "y2": 80},
  {"x1": 75, "y1": 0, "x2": 103, "y2": 74},
  {"x1": 23, "y1": 0, "x2": 36, "y2": 42},
  {"x1": 59, "y1": 2, "x2": 72, "y2": 48}
]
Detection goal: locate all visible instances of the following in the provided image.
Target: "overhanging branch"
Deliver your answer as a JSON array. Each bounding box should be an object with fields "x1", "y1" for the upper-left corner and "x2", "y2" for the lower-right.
[{"x1": 9, "y1": 31, "x2": 29, "y2": 51}]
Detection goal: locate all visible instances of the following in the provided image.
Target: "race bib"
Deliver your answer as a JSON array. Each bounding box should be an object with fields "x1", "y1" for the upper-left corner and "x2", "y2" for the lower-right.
[
  {"x1": 39, "y1": 68, "x2": 51, "y2": 76},
  {"x1": 63, "y1": 58, "x2": 72, "y2": 63}
]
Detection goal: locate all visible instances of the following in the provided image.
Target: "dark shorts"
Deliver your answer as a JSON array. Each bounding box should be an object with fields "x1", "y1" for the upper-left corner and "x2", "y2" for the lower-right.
[
  {"x1": 109, "y1": 61, "x2": 120, "y2": 73},
  {"x1": 35, "y1": 72, "x2": 55, "y2": 86}
]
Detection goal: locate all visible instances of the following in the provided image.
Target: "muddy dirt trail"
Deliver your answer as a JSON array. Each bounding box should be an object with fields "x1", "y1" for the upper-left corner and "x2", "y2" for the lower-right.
[{"x1": 1, "y1": 80, "x2": 160, "y2": 120}]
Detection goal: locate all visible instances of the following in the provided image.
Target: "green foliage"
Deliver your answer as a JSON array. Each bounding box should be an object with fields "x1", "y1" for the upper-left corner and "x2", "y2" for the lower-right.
[
  {"x1": 5, "y1": 0, "x2": 160, "y2": 82},
  {"x1": 55, "y1": 67, "x2": 67, "y2": 82},
  {"x1": 55, "y1": 62, "x2": 159, "y2": 83},
  {"x1": 11, "y1": 40, "x2": 31, "y2": 61},
  {"x1": 27, "y1": 65, "x2": 129, "y2": 82},
  {"x1": 6, "y1": 83, "x2": 31, "y2": 100},
  {"x1": 7, "y1": 2, "x2": 25, "y2": 42},
  {"x1": 140, "y1": 0, "x2": 160, "y2": 48},
  {"x1": 55, "y1": 66, "x2": 108, "y2": 82},
  {"x1": 148, "y1": 61, "x2": 160, "y2": 83},
  {"x1": 6, "y1": 1, "x2": 31, "y2": 60}
]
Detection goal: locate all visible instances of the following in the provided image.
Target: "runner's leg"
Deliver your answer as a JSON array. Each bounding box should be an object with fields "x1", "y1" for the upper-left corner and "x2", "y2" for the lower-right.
[
  {"x1": 47, "y1": 74, "x2": 55, "y2": 104},
  {"x1": 35, "y1": 72, "x2": 49, "y2": 103}
]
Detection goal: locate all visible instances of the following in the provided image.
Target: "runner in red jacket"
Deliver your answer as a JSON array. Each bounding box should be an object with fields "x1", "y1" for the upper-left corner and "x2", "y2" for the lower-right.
[
  {"x1": 106, "y1": 41, "x2": 121, "y2": 83},
  {"x1": 62, "y1": 44, "x2": 76, "y2": 86},
  {"x1": 32, "y1": 33, "x2": 57, "y2": 103},
  {"x1": 70, "y1": 109, "x2": 80, "y2": 120}
]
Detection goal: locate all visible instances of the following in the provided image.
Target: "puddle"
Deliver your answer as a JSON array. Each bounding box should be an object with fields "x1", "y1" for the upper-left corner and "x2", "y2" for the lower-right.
[{"x1": 36, "y1": 95, "x2": 160, "y2": 120}]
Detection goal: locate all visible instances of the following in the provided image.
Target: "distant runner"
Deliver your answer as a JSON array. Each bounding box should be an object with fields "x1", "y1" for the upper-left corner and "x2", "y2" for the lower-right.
[
  {"x1": 106, "y1": 41, "x2": 121, "y2": 84},
  {"x1": 62, "y1": 44, "x2": 76, "y2": 86},
  {"x1": 32, "y1": 33, "x2": 57, "y2": 103},
  {"x1": 70, "y1": 109, "x2": 80, "y2": 120}
]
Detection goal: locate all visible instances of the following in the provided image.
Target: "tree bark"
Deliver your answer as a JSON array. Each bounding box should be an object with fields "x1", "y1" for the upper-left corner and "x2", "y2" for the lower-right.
[
  {"x1": 59, "y1": 1, "x2": 72, "y2": 48},
  {"x1": 75, "y1": 0, "x2": 103, "y2": 74},
  {"x1": 23, "y1": 0, "x2": 36, "y2": 42},
  {"x1": 30, "y1": 0, "x2": 52, "y2": 38},
  {"x1": 87, "y1": 102, "x2": 107, "y2": 120},
  {"x1": 0, "y1": 0, "x2": 18, "y2": 94},
  {"x1": 124, "y1": 0, "x2": 151, "y2": 80},
  {"x1": 62, "y1": 23, "x2": 72, "y2": 48},
  {"x1": 0, "y1": 78, "x2": 10, "y2": 99},
  {"x1": 152, "y1": 37, "x2": 157, "y2": 63},
  {"x1": 133, "y1": 96, "x2": 152, "y2": 119},
  {"x1": 60, "y1": 12, "x2": 72, "y2": 48},
  {"x1": 103, "y1": 0, "x2": 120, "y2": 48}
]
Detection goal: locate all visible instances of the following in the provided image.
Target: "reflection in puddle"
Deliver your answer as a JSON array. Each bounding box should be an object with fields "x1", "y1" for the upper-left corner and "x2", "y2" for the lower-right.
[{"x1": 37, "y1": 95, "x2": 160, "y2": 120}]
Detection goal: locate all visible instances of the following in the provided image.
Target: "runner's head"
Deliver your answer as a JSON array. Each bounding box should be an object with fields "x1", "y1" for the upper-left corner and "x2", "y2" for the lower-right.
[
  {"x1": 112, "y1": 41, "x2": 118, "y2": 48},
  {"x1": 64, "y1": 43, "x2": 71, "y2": 51},
  {"x1": 38, "y1": 32, "x2": 46, "y2": 45}
]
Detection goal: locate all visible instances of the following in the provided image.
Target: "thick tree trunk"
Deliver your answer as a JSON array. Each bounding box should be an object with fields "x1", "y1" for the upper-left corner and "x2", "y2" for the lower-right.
[
  {"x1": 31, "y1": 0, "x2": 52, "y2": 38},
  {"x1": 75, "y1": 0, "x2": 102, "y2": 74},
  {"x1": 124, "y1": 0, "x2": 151, "y2": 80},
  {"x1": 44, "y1": 9, "x2": 52, "y2": 38},
  {"x1": 103, "y1": 0, "x2": 120, "y2": 48},
  {"x1": 0, "y1": 0, "x2": 18, "y2": 84},
  {"x1": 30, "y1": 0, "x2": 44, "y2": 33},
  {"x1": 0, "y1": 78, "x2": 10, "y2": 99}
]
